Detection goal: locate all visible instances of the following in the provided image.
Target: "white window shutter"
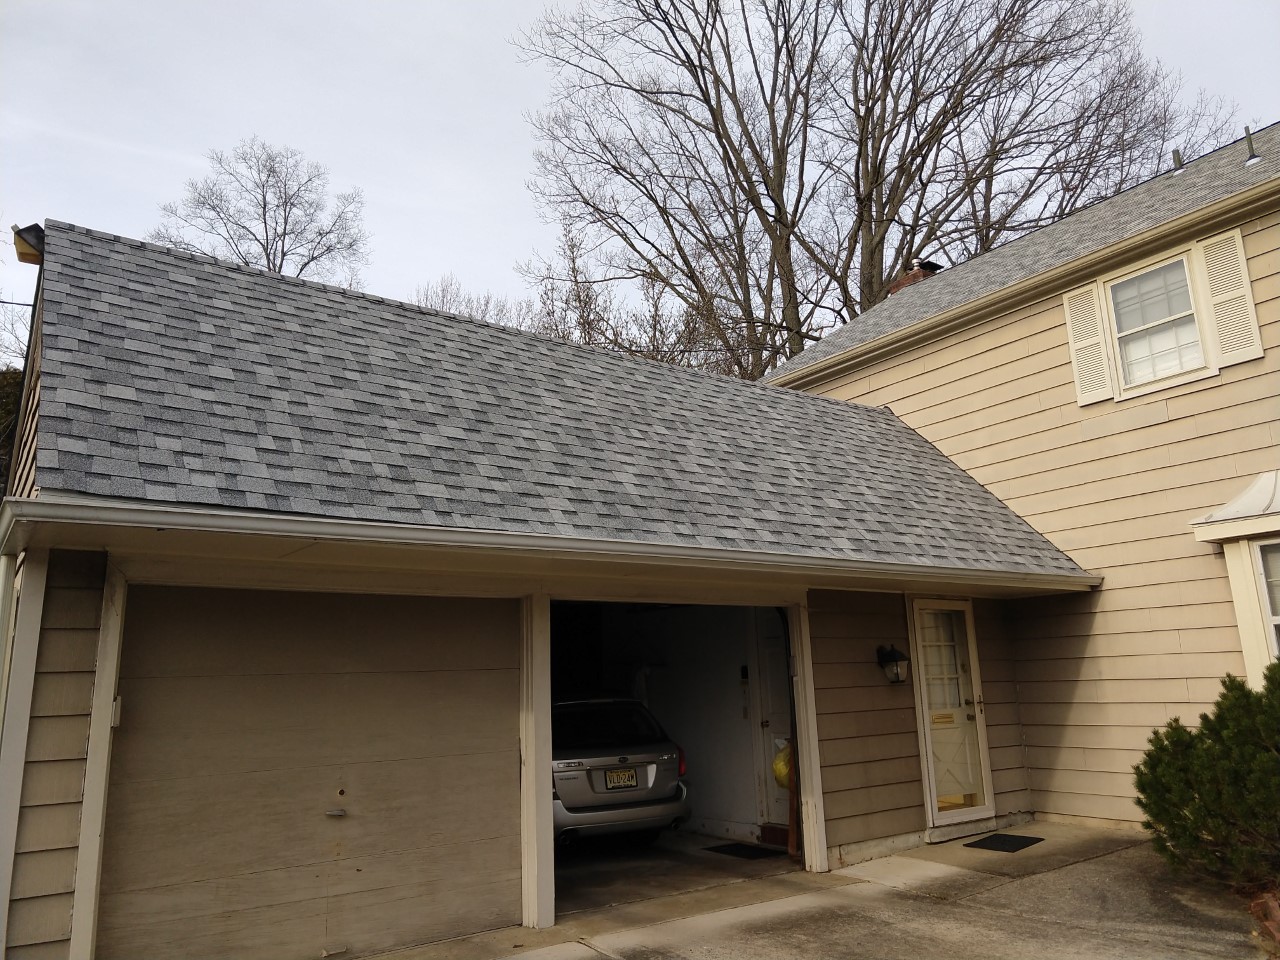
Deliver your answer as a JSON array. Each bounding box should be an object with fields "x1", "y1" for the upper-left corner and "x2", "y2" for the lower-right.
[
  {"x1": 1199, "y1": 229, "x2": 1263, "y2": 368},
  {"x1": 1063, "y1": 282, "x2": 1114, "y2": 405}
]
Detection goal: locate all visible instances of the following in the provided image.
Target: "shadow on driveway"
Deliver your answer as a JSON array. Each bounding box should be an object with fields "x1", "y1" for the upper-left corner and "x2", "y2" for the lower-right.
[{"x1": 378, "y1": 822, "x2": 1255, "y2": 960}]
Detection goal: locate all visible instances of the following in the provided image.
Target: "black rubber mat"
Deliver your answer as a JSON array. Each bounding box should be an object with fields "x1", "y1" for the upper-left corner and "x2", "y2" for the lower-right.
[
  {"x1": 705, "y1": 842, "x2": 789, "y2": 859},
  {"x1": 963, "y1": 833, "x2": 1044, "y2": 853}
]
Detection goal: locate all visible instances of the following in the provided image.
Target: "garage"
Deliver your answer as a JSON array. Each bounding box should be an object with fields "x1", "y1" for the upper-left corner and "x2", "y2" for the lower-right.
[
  {"x1": 550, "y1": 601, "x2": 803, "y2": 913},
  {"x1": 95, "y1": 586, "x2": 523, "y2": 960}
]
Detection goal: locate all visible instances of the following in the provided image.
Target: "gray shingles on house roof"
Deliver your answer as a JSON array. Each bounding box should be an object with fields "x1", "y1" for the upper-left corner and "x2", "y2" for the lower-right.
[
  {"x1": 767, "y1": 123, "x2": 1280, "y2": 383},
  {"x1": 32, "y1": 221, "x2": 1087, "y2": 579}
]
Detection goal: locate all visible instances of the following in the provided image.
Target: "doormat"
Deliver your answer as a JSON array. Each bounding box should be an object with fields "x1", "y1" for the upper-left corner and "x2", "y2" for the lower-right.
[
  {"x1": 705, "y1": 842, "x2": 788, "y2": 860},
  {"x1": 963, "y1": 833, "x2": 1044, "y2": 853}
]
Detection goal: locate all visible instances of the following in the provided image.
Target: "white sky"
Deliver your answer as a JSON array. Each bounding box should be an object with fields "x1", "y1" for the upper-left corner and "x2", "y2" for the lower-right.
[{"x1": 2, "y1": 0, "x2": 1278, "y2": 308}]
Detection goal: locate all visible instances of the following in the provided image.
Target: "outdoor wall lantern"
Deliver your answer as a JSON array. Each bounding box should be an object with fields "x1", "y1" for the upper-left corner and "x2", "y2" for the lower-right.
[{"x1": 876, "y1": 644, "x2": 910, "y2": 684}]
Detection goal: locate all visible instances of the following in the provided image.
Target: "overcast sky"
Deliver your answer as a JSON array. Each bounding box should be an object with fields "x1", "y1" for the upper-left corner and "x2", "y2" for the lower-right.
[{"x1": 2, "y1": 0, "x2": 1278, "y2": 308}]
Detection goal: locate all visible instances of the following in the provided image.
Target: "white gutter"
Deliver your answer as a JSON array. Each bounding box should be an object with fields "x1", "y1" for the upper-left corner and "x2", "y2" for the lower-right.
[{"x1": 0, "y1": 495, "x2": 1101, "y2": 592}]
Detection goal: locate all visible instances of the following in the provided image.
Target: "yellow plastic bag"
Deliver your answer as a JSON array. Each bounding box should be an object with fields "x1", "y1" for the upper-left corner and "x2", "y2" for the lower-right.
[{"x1": 772, "y1": 741, "x2": 792, "y2": 790}]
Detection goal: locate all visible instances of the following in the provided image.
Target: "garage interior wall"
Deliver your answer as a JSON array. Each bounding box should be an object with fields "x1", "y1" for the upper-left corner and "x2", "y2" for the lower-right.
[
  {"x1": 610, "y1": 605, "x2": 763, "y2": 842},
  {"x1": 553, "y1": 603, "x2": 785, "y2": 844},
  {"x1": 809, "y1": 591, "x2": 1030, "y2": 866},
  {"x1": 7, "y1": 550, "x2": 107, "y2": 960},
  {"x1": 95, "y1": 586, "x2": 522, "y2": 960}
]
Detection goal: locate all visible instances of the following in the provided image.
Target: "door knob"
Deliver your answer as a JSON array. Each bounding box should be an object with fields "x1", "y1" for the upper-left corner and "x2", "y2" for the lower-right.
[{"x1": 761, "y1": 719, "x2": 770, "y2": 728}]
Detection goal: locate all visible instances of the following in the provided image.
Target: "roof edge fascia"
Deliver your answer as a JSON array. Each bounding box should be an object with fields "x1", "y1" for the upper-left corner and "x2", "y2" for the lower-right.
[
  {"x1": 0, "y1": 495, "x2": 1101, "y2": 592},
  {"x1": 772, "y1": 176, "x2": 1280, "y2": 391}
]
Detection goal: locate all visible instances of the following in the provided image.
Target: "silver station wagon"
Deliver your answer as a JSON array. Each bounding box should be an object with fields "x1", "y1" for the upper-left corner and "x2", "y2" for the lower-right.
[{"x1": 551, "y1": 699, "x2": 690, "y2": 839}]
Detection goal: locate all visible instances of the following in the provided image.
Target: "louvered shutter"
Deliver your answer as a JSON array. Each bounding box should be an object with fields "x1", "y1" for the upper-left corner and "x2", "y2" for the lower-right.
[
  {"x1": 1198, "y1": 229, "x2": 1263, "y2": 368},
  {"x1": 1063, "y1": 282, "x2": 1114, "y2": 405}
]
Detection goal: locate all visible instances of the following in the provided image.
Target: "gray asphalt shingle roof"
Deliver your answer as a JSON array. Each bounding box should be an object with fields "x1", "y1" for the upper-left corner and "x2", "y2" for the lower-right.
[
  {"x1": 767, "y1": 123, "x2": 1280, "y2": 383},
  {"x1": 31, "y1": 221, "x2": 1086, "y2": 579}
]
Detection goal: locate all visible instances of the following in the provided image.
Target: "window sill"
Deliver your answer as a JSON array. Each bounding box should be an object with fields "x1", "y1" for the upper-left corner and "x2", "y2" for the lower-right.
[{"x1": 1115, "y1": 363, "x2": 1218, "y2": 402}]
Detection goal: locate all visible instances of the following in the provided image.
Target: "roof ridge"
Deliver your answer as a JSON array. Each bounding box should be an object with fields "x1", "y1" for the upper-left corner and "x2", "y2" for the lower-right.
[
  {"x1": 927, "y1": 121, "x2": 1280, "y2": 267},
  {"x1": 766, "y1": 119, "x2": 1280, "y2": 382},
  {"x1": 40, "y1": 220, "x2": 853, "y2": 403}
]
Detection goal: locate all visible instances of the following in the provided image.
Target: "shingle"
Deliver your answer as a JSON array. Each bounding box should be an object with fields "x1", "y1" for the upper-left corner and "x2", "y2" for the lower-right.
[
  {"x1": 768, "y1": 123, "x2": 1280, "y2": 382},
  {"x1": 31, "y1": 220, "x2": 1090, "y2": 580}
]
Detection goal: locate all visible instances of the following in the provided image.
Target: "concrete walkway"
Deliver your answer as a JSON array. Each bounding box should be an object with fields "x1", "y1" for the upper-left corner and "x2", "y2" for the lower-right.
[{"x1": 381, "y1": 822, "x2": 1256, "y2": 960}]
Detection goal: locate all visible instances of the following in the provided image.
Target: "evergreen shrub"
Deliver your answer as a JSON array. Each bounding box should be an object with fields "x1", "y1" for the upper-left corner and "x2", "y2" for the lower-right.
[{"x1": 1133, "y1": 661, "x2": 1280, "y2": 893}]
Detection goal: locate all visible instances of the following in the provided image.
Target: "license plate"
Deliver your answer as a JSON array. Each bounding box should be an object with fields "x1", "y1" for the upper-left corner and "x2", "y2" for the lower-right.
[{"x1": 605, "y1": 767, "x2": 637, "y2": 790}]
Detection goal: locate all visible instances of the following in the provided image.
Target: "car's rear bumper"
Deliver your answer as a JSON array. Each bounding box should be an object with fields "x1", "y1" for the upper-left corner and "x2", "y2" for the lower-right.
[{"x1": 554, "y1": 782, "x2": 689, "y2": 838}]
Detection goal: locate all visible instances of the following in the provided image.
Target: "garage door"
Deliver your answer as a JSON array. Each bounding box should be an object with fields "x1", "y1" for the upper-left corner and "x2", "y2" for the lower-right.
[{"x1": 96, "y1": 587, "x2": 522, "y2": 959}]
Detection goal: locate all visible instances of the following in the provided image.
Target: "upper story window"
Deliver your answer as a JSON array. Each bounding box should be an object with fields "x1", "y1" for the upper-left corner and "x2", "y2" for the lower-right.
[
  {"x1": 1109, "y1": 258, "x2": 1204, "y2": 386},
  {"x1": 1064, "y1": 228, "x2": 1263, "y2": 406}
]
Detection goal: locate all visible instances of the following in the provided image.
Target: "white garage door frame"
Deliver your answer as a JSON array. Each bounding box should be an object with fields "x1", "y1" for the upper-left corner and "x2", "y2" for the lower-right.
[{"x1": 516, "y1": 598, "x2": 828, "y2": 929}]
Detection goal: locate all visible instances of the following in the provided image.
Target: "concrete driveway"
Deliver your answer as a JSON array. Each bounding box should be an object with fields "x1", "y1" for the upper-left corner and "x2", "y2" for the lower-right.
[{"x1": 382, "y1": 822, "x2": 1256, "y2": 960}]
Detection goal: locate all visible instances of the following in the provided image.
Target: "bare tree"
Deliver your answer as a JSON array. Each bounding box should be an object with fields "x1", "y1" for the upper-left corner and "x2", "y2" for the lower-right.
[
  {"x1": 149, "y1": 136, "x2": 370, "y2": 286},
  {"x1": 417, "y1": 227, "x2": 738, "y2": 373},
  {"x1": 522, "y1": 0, "x2": 1233, "y2": 378},
  {"x1": 0, "y1": 300, "x2": 28, "y2": 369},
  {"x1": 415, "y1": 273, "x2": 540, "y2": 328}
]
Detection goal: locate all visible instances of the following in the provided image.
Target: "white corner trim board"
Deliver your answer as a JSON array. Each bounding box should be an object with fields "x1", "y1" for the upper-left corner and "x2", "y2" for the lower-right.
[
  {"x1": 0, "y1": 549, "x2": 49, "y2": 949},
  {"x1": 68, "y1": 565, "x2": 128, "y2": 959},
  {"x1": 788, "y1": 603, "x2": 829, "y2": 873},
  {"x1": 519, "y1": 595, "x2": 554, "y2": 928}
]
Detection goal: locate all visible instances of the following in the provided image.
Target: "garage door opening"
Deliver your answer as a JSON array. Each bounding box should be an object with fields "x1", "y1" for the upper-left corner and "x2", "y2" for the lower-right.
[{"x1": 551, "y1": 601, "x2": 803, "y2": 914}]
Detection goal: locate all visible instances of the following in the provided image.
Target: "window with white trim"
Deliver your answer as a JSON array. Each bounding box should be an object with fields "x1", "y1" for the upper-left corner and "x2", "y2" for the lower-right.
[
  {"x1": 1064, "y1": 228, "x2": 1264, "y2": 405},
  {"x1": 1108, "y1": 257, "x2": 1203, "y2": 386},
  {"x1": 1259, "y1": 541, "x2": 1280, "y2": 662}
]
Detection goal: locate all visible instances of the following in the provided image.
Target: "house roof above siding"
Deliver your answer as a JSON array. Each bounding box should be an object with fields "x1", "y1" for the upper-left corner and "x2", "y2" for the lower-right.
[
  {"x1": 28, "y1": 221, "x2": 1088, "y2": 580},
  {"x1": 767, "y1": 123, "x2": 1280, "y2": 384}
]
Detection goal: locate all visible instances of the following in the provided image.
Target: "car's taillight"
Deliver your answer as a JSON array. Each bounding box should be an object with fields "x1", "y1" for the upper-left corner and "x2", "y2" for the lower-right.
[{"x1": 678, "y1": 746, "x2": 686, "y2": 778}]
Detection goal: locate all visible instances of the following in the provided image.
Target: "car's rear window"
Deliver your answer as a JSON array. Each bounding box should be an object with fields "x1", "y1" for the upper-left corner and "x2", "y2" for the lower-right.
[{"x1": 553, "y1": 701, "x2": 665, "y2": 750}]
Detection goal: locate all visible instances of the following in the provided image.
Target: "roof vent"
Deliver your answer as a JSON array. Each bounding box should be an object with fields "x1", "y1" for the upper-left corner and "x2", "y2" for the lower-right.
[
  {"x1": 887, "y1": 258, "x2": 943, "y2": 296},
  {"x1": 1244, "y1": 126, "x2": 1261, "y2": 166}
]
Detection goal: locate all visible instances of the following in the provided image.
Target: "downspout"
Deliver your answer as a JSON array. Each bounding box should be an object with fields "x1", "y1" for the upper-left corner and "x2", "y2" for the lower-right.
[{"x1": 0, "y1": 552, "x2": 19, "y2": 755}]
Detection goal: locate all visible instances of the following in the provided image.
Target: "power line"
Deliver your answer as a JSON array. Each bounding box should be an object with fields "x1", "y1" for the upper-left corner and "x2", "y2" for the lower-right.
[{"x1": 0, "y1": 299, "x2": 32, "y2": 307}]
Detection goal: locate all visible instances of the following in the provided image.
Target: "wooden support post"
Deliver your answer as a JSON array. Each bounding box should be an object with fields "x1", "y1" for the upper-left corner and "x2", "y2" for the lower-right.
[
  {"x1": 69, "y1": 565, "x2": 127, "y2": 959},
  {"x1": 788, "y1": 602, "x2": 829, "y2": 872},
  {"x1": 520, "y1": 595, "x2": 554, "y2": 928}
]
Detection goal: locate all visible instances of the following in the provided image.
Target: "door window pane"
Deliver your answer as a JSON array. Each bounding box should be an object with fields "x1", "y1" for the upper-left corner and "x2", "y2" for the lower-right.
[{"x1": 918, "y1": 607, "x2": 986, "y2": 814}]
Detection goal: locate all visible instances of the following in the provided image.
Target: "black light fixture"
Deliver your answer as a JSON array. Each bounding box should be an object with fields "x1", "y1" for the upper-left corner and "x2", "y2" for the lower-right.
[{"x1": 876, "y1": 644, "x2": 910, "y2": 684}]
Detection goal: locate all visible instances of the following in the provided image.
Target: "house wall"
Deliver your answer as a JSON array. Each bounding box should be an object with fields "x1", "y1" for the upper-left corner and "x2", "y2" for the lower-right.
[
  {"x1": 803, "y1": 206, "x2": 1280, "y2": 824},
  {"x1": 809, "y1": 591, "x2": 1029, "y2": 864},
  {"x1": 7, "y1": 550, "x2": 107, "y2": 960}
]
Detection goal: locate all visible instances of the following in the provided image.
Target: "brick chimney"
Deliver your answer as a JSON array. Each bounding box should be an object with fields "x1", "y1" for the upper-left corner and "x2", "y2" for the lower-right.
[{"x1": 887, "y1": 257, "x2": 943, "y2": 295}]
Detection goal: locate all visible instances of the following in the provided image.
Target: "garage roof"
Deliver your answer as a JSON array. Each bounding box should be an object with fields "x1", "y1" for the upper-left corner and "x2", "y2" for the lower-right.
[
  {"x1": 767, "y1": 122, "x2": 1280, "y2": 384},
  {"x1": 27, "y1": 221, "x2": 1088, "y2": 580}
]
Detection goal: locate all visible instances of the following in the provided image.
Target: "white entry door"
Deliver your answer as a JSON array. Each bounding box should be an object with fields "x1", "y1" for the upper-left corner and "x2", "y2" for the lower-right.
[
  {"x1": 909, "y1": 599, "x2": 995, "y2": 827},
  {"x1": 752, "y1": 610, "x2": 793, "y2": 826}
]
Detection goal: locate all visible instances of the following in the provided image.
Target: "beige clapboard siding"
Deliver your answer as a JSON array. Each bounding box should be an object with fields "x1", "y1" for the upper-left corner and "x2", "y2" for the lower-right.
[
  {"x1": 808, "y1": 205, "x2": 1280, "y2": 823},
  {"x1": 810, "y1": 592, "x2": 1029, "y2": 854},
  {"x1": 971, "y1": 601, "x2": 1031, "y2": 814},
  {"x1": 810, "y1": 590, "x2": 923, "y2": 850},
  {"x1": 9, "y1": 309, "x2": 41, "y2": 499},
  {"x1": 8, "y1": 552, "x2": 107, "y2": 956},
  {"x1": 97, "y1": 587, "x2": 521, "y2": 960}
]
